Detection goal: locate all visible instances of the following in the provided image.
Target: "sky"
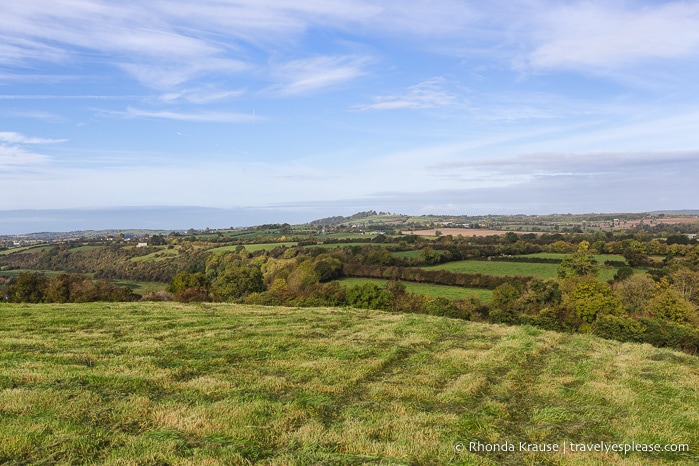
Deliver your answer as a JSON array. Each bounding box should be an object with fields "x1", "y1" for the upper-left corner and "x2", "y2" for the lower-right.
[{"x1": 2, "y1": 0, "x2": 699, "y2": 233}]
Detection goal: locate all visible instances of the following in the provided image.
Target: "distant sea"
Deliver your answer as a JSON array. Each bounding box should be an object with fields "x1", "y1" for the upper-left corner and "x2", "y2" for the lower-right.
[{"x1": 0, "y1": 206, "x2": 327, "y2": 235}]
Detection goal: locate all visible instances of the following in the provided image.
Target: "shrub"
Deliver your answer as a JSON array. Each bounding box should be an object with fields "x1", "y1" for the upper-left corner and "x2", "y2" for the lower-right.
[
  {"x1": 346, "y1": 283, "x2": 391, "y2": 310},
  {"x1": 593, "y1": 314, "x2": 645, "y2": 343}
]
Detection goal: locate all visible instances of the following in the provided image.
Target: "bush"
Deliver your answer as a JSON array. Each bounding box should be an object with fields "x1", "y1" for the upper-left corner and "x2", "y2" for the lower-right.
[
  {"x1": 346, "y1": 283, "x2": 391, "y2": 310},
  {"x1": 637, "y1": 318, "x2": 699, "y2": 353},
  {"x1": 593, "y1": 314, "x2": 645, "y2": 343}
]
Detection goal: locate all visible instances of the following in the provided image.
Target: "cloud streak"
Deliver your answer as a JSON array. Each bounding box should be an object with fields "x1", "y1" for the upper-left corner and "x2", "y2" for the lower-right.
[
  {"x1": 0, "y1": 132, "x2": 67, "y2": 144},
  {"x1": 354, "y1": 77, "x2": 461, "y2": 111},
  {"x1": 111, "y1": 107, "x2": 259, "y2": 123},
  {"x1": 268, "y1": 55, "x2": 372, "y2": 96}
]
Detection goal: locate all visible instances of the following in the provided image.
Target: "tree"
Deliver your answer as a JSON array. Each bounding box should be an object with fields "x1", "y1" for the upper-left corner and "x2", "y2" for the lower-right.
[
  {"x1": 613, "y1": 274, "x2": 656, "y2": 316},
  {"x1": 7, "y1": 272, "x2": 49, "y2": 303},
  {"x1": 211, "y1": 265, "x2": 264, "y2": 301},
  {"x1": 568, "y1": 277, "x2": 623, "y2": 331},
  {"x1": 169, "y1": 271, "x2": 210, "y2": 302},
  {"x1": 648, "y1": 286, "x2": 694, "y2": 324},
  {"x1": 312, "y1": 255, "x2": 343, "y2": 282},
  {"x1": 557, "y1": 241, "x2": 599, "y2": 278},
  {"x1": 671, "y1": 268, "x2": 699, "y2": 304},
  {"x1": 621, "y1": 240, "x2": 650, "y2": 267},
  {"x1": 489, "y1": 282, "x2": 525, "y2": 324},
  {"x1": 346, "y1": 283, "x2": 391, "y2": 310}
]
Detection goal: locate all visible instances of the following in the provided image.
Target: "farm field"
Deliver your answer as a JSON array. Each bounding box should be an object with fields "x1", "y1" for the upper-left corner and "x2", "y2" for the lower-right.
[
  {"x1": 424, "y1": 260, "x2": 619, "y2": 281},
  {"x1": 130, "y1": 247, "x2": 179, "y2": 262},
  {"x1": 391, "y1": 250, "x2": 420, "y2": 259},
  {"x1": 208, "y1": 242, "x2": 297, "y2": 254},
  {"x1": 338, "y1": 277, "x2": 493, "y2": 302},
  {"x1": 109, "y1": 279, "x2": 169, "y2": 295},
  {"x1": 402, "y1": 228, "x2": 539, "y2": 237},
  {"x1": 523, "y1": 253, "x2": 627, "y2": 263},
  {"x1": 0, "y1": 269, "x2": 71, "y2": 279},
  {"x1": 0, "y1": 245, "x2": 52, "y2": 256},
  {"x1": 0, "y1": 303, "x2": 696, "y2": 465}
]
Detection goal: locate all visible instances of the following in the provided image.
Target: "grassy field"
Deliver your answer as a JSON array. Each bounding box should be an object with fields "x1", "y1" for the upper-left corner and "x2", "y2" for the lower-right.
[
  {"x1": 0, "y1": 245, "x2": 52, "y2": 256},
  {"x1": 425, "y1": 260, "x2": 619, "y2": 281},
  {"x1": 338, "y1": 277, "x2": 493, "y2": 303},
  {"x1": 0, "y1": 269, "x2": 71, "y2": 278},
  {"x1": 130, "y1": 247, "x2": 179, "y2": 263},
  {"x1": 209, "y1": 242, "x2": 297, "y2": 254},
  {"x1": 523, "y1": 253, "x2": 627, "y2": 263},
  {"x1": 110, "y1": 280, "x2": 169, "y2": 295},
  {"x1": 391, "y1": 250, "x2": 420, "y2": 259},
  {"x1": 0, "y1": 302, "x2": 697, "y2": 465}
]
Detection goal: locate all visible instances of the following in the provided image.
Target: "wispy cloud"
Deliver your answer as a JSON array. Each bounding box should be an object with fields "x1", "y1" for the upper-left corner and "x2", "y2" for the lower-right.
[
  {"x1": 0, "y1": 145, "x2": 51, "y2": 170},
  {"x1": 354, "y1": 77, "x2": 460, "y2": 110},
  {"x1": 114, "y1": 107, "x2": 258, "y2": 123},
  {"x1": 429, "y1": 150, "x2": 699, "y2": 181},
  {"x1": 523, "y1": 2, "x2": 699, "y2": 72},
  {"x1": 0, "y1": 132, "x2": 63, "y2": 171},
  {"x1": 268, "y1": 55, "x2": 371, "y2": 95},
  {"x1": 159, "y1": 87, "x2": 244, "y2": 104},
  {"x1": 0, "y1": 132, "x2": 67, "y2": 144},
  {"x1": 0, "y1": 95, "x2": 145, "y2": 100}
]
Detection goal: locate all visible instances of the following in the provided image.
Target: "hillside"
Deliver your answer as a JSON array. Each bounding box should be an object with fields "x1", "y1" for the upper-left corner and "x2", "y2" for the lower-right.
[{"x1": 0, "y1": 303, "x2": 697, "y2": 465}]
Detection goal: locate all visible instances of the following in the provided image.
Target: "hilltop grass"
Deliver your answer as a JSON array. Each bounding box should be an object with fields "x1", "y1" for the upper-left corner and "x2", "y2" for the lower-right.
[
  {"x1": 0, "y1": 302, "x2": 697, "y2": 465},
  {"x1": 426, "y1": 260, "x2": 619, "y2": 281},
  {"x1": 338, "y1": 277, "x2": 493, "y2": 303}
]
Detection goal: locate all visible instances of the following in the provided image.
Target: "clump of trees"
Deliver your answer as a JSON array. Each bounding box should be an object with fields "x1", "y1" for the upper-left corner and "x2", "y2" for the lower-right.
[
  {"x1": 5, "y1": 272, "x2": 137, "y2": 303},
  {"x1": 486, "y1": 242, "x2": 699, "y2": 353}
]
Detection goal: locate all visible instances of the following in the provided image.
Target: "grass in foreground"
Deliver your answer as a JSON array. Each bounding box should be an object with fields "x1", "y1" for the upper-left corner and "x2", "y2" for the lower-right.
[{"x1": 0, "y1": 302, "x2": 697, "y2": 465}]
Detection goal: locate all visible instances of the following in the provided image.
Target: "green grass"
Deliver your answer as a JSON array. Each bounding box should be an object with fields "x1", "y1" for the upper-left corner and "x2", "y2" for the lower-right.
[
  {"x1": 338, "y1": 277, "x2": 493, "y2": 303},
  {"x1": 67, "y1": 245, "x2": 104, "y2": 252},
  {"x1": 426, "y1": 260, "x2": 619, "y2": 281},
  {"x1": 0, "y1": 245, "x2": 52, "y2": 256},
  {"x1": 209, "y1": 242, "x2": 297, "y2": 254},
  {"x1": 391, "y1": 250, "x2": 421, "y2": 258},
  {"x1": 523, "y1": 253, "x2": 628, "y2": 263},
  {"x1": 427, "y1": 260, "x2": 561, "y2": 279},
  {"x1": 129, "y1": 248, "x2": 179, "y2": 263},
  {"x1": 0, "y1": 269, "x2": 69, "y2": 278},
  {"x1": 0, "y1": 302, "x2": 696, "y2": 465},
  {"x1": 109, "y1": 280, "x2": 169, "y2": 295}
]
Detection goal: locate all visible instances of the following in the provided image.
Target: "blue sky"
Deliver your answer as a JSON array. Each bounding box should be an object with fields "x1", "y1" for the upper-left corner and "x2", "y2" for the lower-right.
[{"x1": 2, "y1": 0, "x2": 699, "y2": 232}]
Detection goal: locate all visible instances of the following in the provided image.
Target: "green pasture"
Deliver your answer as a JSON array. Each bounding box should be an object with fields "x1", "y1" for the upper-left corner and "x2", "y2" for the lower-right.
[
  {"x1": 391, "y1": 250, "x2": 420, "y2": 258},
  {"x1": 130, "y1": 248, "x2": 179, "y2": 263},
  {"x1": 1, "y1": 302, "x2": 695, "y2": 464},
  {"x1": 0, "y1": 269, "x2": 69, "y2": 278},
  {"x1": 338, "y1": 277, "x2": 493, "y2": 303},
  {"x1": 0, "y1": 245, "x2": 52, "y2": 256},
  {"x1": 425, "y1": 259, "x2": 619, "y2": 281},
  {"x1": 67, "y1": 245, "x2": 103, "y2": 252},
  {"x1": 523, "y1": 253, "x2": 628, "y2": 263},
  {"x1": 208, "y1": 242, "x2": 297, "y2": 254},
  {"x1": 109, "y1": 280, "x2": 169, "y2": 295}
]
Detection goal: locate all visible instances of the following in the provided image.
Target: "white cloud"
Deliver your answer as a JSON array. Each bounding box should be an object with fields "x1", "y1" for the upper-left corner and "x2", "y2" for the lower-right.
[
  {"x1": 0, "y1": 1, "x2": 479, "y2": 93},
  {"x1": 268, "y1": 55, "x2": 371, "y2": 95},
  {"x1": 159, "y1": 87, "x2": 244, "y2": 104},
  {"x1": 525, "y1": 1, "x2": 699, "y2": 71},
  {"x1": 116, "y1": 107, "x2": 258, "y2": 123},
  {"x1": 0, "y1": 132, "x2": 67, "y2": 144},
  {"x1": 0, "y1": 145, "x2": 51, "y2": 169},
  {"x1": 0, "y1": 132, "x2": 62, "y2": 171},
  {"x1": 428, "y1": 150, "x2": 699, "y2": 182},
  {"x1": 354, "y1": 77, "x2": 460, "y2": 110}
]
